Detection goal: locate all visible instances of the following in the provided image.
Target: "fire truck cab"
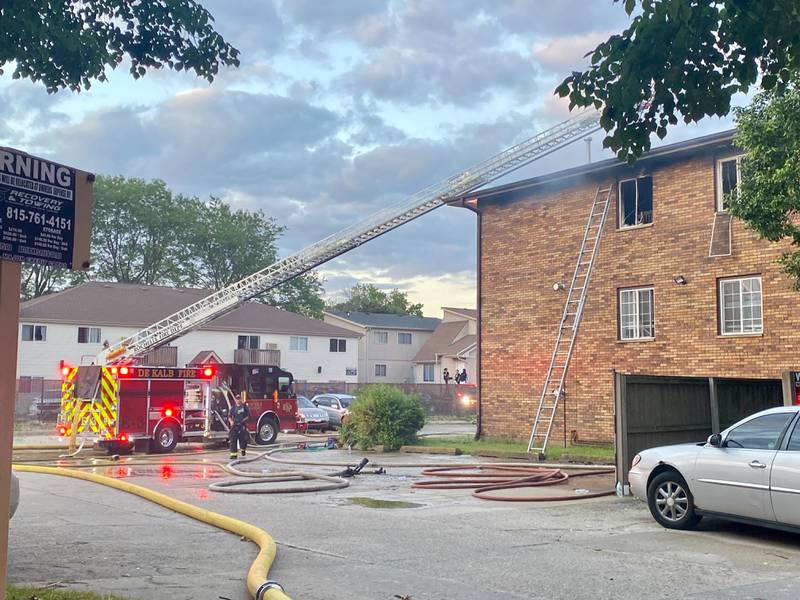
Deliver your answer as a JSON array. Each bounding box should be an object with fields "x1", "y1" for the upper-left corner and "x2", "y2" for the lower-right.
[{"x1": 58, "y1": 363, "x2": 298, "y2": 454}]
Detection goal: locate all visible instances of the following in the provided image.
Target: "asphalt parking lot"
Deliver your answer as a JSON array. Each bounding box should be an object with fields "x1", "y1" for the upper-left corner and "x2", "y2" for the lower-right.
[{"x1": 8, "y1": 436, "x2": 800, "y2": 600}]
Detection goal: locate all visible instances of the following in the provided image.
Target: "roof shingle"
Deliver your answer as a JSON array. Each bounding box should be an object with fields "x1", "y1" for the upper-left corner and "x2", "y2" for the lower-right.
[
  {"x1": 19, "y1": 282, "x2": 360, "y2": 338},
  {"x1": 325, "y1": 310, "x2": 440, "y2": 331}
]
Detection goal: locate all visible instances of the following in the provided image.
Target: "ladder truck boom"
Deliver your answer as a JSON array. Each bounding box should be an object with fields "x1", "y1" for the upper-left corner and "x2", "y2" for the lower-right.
[{"x1": 100, "y1": 110, "x2": 600, "y2": 365}]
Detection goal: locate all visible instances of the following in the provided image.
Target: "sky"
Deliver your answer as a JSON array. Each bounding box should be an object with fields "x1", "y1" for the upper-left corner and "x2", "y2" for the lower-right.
[{"x1": 0, "y1": 1, "x2": 741, "y2": 316}]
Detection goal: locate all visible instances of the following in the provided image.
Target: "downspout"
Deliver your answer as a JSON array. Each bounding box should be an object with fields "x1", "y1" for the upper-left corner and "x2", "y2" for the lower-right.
[{"x1": 455, "y1": 196, "x2": 482, "y2": 440}]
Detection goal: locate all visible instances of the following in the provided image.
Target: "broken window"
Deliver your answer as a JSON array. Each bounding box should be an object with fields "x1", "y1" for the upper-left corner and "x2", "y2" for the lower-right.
[
  {"x1": 619, "y1": 176, "x2": 653, "y2": 228},
  {"x1": 717, "y1": 156, "x2": 744, "y2": 212}
]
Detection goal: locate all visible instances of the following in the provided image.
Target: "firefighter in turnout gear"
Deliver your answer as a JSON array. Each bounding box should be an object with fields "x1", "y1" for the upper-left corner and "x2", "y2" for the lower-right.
[{"x1": 229, "y1": 394, "x2": 251, "y2": 459}]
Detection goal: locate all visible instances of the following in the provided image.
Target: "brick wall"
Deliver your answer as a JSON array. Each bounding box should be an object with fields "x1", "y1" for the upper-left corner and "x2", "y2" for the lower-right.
[{"x1": 479, "y1": 152, "x2": 800, "y2": 443}]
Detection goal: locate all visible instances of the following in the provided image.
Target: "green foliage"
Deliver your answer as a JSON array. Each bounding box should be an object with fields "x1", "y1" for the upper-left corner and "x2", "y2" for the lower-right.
[
  {"x1": 556, "y1": 0, "x2": 800, "y2": 161},
  {"x1": 339, "y1": 385, "x2": 426, "y2": 451},
  {"x1": 7, "y1": 585, "x2": 128, "y2": 600},
  {"x1": 329, "y1": 283, "x2": 424, "y2": 316},
  {"x1": 0, "y1": 0, "x2": 239, "y2": 92},
  {"x1": 22, "y1": 175, "x2": 325, "y2": 315},
  {"x1": 730, "y1": 84, "x2": 800, "y2": 289},
  {"x1": 87, "y1": 176, "x2": 196, "y2": 285}
]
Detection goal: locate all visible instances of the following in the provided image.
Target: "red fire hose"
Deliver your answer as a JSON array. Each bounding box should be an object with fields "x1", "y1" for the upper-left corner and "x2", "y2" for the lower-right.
[{"x1": 412, "y1": 465, "x2": 616, "y2": 502}]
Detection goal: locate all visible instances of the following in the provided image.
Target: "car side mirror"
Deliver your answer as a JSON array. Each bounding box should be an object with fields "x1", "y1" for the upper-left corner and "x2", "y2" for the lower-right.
[{"x1": 708, "y1": 433, "x2": 722, "y2": 447}]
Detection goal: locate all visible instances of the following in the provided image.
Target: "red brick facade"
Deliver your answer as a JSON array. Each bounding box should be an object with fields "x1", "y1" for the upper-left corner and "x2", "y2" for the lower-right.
[{"x1": 474, "y1": 136, "x2": 800, "y2": 443}]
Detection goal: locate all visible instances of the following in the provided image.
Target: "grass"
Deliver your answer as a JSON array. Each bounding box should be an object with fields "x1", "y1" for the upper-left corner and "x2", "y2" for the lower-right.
[
  {"x1": 424, "y1": 414, "x2": 476, "y2": 423},
  {"x1": 7, "y1": 586, "x2": 128, "y2": 600},
  {"x1": 413, "y1": 435, "x2": 615, "y2": 461}
]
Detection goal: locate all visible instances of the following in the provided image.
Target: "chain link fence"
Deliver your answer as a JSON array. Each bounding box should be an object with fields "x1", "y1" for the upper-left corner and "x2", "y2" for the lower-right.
[
  {"x1": 293, "y1": 381, "x2": 477, "y2": 417},
  {"x1": 15, "y1": 378, "x2": 62, "y2": 423}
]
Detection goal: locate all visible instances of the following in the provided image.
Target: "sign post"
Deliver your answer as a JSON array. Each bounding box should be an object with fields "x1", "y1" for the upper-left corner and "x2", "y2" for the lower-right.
[{"x1": 0, "y1": 148, "x2": 92, "y2": 598}]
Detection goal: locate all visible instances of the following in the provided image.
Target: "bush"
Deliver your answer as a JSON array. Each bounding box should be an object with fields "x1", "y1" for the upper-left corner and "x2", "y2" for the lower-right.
[{"x1": 339, "y1": 385, "x2": 425, "y2": 451}]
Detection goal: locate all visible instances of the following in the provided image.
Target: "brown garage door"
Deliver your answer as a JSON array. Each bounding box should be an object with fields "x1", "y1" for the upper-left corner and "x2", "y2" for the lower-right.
[{"x1": 615, "y1": 374, "x2": 783, "y2": 491}]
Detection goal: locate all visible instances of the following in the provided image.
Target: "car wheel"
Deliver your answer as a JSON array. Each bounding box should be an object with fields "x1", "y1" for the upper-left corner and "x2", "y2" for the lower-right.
[
  {"x1": 255, "y1": 416, "x2": 279, "y2": 445},
  {"x1": 647, "y1": 470, "x2": 701, "y2": 530},
  {"x1": 150, "y1": 423, "x2": 179, "y2": 454}
]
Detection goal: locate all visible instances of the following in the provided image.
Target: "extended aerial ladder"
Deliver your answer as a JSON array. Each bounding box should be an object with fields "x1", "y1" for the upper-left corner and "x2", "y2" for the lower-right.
[{"x1": 99, "y1": 110, "x2": 601, "y2": 365}]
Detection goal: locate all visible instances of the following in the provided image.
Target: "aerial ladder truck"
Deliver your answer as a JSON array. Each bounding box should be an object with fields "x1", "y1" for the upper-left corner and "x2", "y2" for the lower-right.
[{"x1": 58, "y1": 110, "x2": 601, "y2": 454}]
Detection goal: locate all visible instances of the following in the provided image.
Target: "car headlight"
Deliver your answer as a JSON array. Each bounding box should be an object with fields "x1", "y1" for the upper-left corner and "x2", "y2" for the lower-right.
[{"x1": 631, "y1": 454, "x2": 642, "y2": 468}]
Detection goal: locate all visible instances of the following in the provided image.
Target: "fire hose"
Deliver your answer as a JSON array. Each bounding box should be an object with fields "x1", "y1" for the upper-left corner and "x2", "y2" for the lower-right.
[{"x1": 411, "y1": 464, "x2": 616, "y2": 501}]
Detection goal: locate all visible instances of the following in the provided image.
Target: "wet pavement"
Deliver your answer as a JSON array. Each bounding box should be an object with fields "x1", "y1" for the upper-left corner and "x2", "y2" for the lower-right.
[{"x1": 8, "y1": 437, "x2": 800, "y2": 599}]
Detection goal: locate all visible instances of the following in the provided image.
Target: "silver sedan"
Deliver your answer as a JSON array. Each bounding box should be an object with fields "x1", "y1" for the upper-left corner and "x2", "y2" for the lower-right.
[
  {"x1": 311, "y1": 393, "x2": 355, "y2": 427},
  {"x1": 629, "y1": 406, "x2": 800, "y2": 532}
]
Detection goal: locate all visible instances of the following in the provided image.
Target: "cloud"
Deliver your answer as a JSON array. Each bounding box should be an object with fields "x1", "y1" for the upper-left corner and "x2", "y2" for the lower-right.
[{"x1": 532, "y1": 30, "x2": 616, "y2": 75}]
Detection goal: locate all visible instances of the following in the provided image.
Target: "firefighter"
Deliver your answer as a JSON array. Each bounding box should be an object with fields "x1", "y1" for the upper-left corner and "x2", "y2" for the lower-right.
[{"x1": 228, "y1": 393, "x2": 250, "y2": 459}]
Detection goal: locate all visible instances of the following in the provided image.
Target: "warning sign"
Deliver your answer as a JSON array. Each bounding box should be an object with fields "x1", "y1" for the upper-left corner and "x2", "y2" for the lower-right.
[{"x1": 0, "y1": 147, "x2": 92, "y2": 270}]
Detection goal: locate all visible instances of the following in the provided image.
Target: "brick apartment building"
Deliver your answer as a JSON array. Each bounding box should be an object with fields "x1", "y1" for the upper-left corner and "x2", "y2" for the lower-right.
[{"x1": 454, "y1": 129, "x2": 800, "y2": 447}]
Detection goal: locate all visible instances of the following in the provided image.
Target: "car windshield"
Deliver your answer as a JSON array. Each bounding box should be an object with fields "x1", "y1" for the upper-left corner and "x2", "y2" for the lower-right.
[
  {"x1": 338, "y1": 396, "x2": 355, "y2": 408},
  {"x1": 297, "y1": 397, "x2": 314, "y2": 409}
]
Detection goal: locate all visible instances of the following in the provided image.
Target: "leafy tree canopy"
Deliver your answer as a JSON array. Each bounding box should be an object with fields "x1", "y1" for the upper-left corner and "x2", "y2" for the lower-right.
[
  {"x1": 730, "y1": 84, "x2": 800, "y2": 288},
  {"x1": 330, "y1": 283, "x2": 424, "y2": 317},
  {"x1": 0, "y1": 0, "x2": 239, "y2": 92},
  {"x1": 21, "y1": 176, "x2": 325, "y2": 317},
  {"x1": 557, "y1": 0, "x2": 800, "y2": 161}
]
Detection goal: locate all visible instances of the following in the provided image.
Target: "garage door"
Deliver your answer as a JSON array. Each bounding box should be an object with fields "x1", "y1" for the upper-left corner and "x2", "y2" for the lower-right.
[{"x1": 614, "y1": 374, "x2": 783, "y2": 491}]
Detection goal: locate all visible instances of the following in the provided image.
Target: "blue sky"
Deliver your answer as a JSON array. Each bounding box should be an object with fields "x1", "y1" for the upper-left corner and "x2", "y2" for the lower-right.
[{"x1": 0, "y1": 1, "x2": 740, "y2": 315}]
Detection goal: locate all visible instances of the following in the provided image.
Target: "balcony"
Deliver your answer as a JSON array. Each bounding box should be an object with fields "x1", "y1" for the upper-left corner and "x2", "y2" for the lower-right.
[
  {"x1": 139, "y1": 346, "x2": 178, "y2": 367},
  {"x1": 234, "y1": 348, "x2": 281, "y2": 366}
]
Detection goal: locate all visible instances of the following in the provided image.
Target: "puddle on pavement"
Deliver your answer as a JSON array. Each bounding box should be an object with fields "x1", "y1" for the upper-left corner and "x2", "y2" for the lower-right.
[{"x1": 346, "y1": 496, "x2": 423, "y2": 509}]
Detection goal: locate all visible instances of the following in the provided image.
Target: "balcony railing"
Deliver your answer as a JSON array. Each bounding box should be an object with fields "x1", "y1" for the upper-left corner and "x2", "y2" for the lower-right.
[
  {"x1": 139, "y1": 346, "x2": 178, "y2": 367},
  {"x1": 234, "y1": 348, "x2": 281, "y2": 366}
]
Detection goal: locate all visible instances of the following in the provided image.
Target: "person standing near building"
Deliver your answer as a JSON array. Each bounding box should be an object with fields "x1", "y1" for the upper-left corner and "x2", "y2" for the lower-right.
[
  {"x1": 229, "y1": 394, "x2": 251, "y2": 459},
  {"x1": 443, "y1": 368, "x2": 451, "y2": 385},
  {"x1": 460, "y1": 368, "x2": 468, "y2": 384}
]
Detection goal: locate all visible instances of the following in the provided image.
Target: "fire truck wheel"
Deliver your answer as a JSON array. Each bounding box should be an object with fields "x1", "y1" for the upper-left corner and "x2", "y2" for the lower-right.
[
  {"x1": 150, "y1": 423, "x2": 179, "y2": 453},
  {"x1": 255, "y1": 416, "x2": 279, "y2": 445}
]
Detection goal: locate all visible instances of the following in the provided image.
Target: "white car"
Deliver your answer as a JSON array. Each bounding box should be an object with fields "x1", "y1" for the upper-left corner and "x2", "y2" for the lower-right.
[{"x1": 629, "y1": 406, "x2": 800, "y2": 532}]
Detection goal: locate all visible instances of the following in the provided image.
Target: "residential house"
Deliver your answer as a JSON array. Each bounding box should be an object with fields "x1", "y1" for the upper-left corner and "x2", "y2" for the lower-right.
[
  {"x1": 451, "y1": 129, "x2": 800, "y2": 450},
  {"x1": 323, "y1": 310, "x2": 440, "y2": 383},
  {"x1": 413, "y1": 307, "x2": 477, "y2": 384},
  {"x1": 17, "y1": 282, "x2": 360, "y2": 384}
]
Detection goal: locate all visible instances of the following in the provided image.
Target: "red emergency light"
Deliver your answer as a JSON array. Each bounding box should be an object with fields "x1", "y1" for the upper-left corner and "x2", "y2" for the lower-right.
[
  {"x1": 58, "y1": 426, "x2": 67, "y2": 436},
  {"x1": 200, "y1": 366, "x2": 215, "y2": 379},
  {"x1": 163, "y1": 407, "x2": 174, "y2": 418},
  {"x1": 118, "y1": 366, "x2": 132, "y2": 377},
  {"x1": 60, "y1": 366, "x2": 71, "y2": 377},
  {"x1": 119, "y1": 433, "x2": 128, "y2": 442}
]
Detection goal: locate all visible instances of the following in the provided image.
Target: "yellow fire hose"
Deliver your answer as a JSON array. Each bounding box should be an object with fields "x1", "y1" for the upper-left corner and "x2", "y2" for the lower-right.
[{"x1": 12, "y1": 464, "x2": 292, "y2": 600}]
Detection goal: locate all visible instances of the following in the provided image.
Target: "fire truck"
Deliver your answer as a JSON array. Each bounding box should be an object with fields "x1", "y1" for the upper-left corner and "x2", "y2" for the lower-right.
[{"x1": 58, "y1": 362, "x2": 298, "y2": 453}]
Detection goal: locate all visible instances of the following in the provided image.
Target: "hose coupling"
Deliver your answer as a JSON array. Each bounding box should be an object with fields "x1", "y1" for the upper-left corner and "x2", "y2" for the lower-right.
[{"x1": 255, "y1": 580, "x2": 285, "y2": 599}]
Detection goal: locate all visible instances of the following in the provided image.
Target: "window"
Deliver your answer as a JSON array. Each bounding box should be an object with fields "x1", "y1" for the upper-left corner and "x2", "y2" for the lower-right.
[
  {"x1": 619, "y1": 287, "x2": 655, "y2": 340},
  {"x1": 237, "y1": 335, "x2": 260, "y2": 350},
  {"x1": 374, "y1": 331, "x2": 388, "y2": 344},
  {"x1": 619, "y1": 176, "x2": 653, "y2": 228},
  {"x1": 398, "y1": 332, "x2": 412, "y2": 345},
  {"x1": 725, "y1": 413, "x2": 794, "y2": 450},
  {"x1": 315, "y1": 396, "x2": 331, "y2": 407},
  {"x1": 77, "y1": 326, "x2": 102, "y2": 344},
  {"x1": 21, "y1": 324, "x2": 47, "y2": 342},
  {"x1": 375, "y1": 364, "x2": 387, "y2": 377},
  {"x1": 423, "y1": 364, "x2": 435, "y2": 382},
  {"x1": 329, "y1": 338, "x2": 346, "y2": 352},
  {"x1": 786, "y1": 420, "x2": 800, "y2": 452},
  {"x1": 719, "y1": 276, "x2": 762, "y2": 335},
  {"x1": 717, "y1": 155, "x2": 744, "y2": 212},
  {"x1": 290, "y1": 336, "x2": 308, "y2": 351}
]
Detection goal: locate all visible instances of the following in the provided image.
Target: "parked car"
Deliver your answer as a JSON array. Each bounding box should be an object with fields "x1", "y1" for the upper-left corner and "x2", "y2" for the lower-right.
[
  {"x1": 629, "y1": 406, "x2": 800, "y2": 532},
  {"x1": 296, "y1": 395, "x2": 330, "y2": 432},
  {"x1": 311, "y1": 393, "x2": 356, "y2": 427}
]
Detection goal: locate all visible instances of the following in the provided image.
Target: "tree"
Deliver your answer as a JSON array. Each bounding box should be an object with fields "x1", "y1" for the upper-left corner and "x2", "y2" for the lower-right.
[
  {"x1": 189, "y1": 197, "x2": 325, "y2": 317},
  {"x1": 730, "y1": 84, "x2": 800, "y2": 289},
  {"x1": 330, "y1": 283, "x2": 424, "y2": 316},
  {"x1": 20, "y1": 264, "x2": 69, "y2": 300},
  {"x1": 0, "y1": 0, "x2": 239, "y2": 92},
  {"x1": 87, "y1": 176, "x2": 196, "y2": 285},
  {"x1": 556, "y1": 0, "x2": 800, "y2": 161}
]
